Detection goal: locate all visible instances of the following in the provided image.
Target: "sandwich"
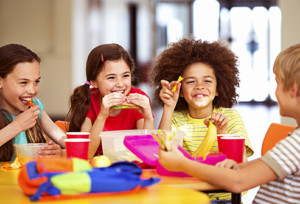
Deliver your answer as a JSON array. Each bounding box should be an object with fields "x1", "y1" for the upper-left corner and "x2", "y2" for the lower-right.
[{"x1": 111, "y1": 102, "x2": 139, "y2": 110}]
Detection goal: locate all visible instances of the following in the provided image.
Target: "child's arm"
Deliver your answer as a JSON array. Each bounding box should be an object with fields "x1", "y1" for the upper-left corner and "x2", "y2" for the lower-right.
[
  {"x1": 83, "y1": 92, "x2": 124, "y2": 158},
  {"x1": 158, "y1": 80, "x2": 181, "y2": 130},
  {"x1": 0, "y1": 106, "x2": 40, "y2": 146},
  {"x1": 39, "y1": 110, "x2": 66, "y2": 157},
  {"x1": 81, "y1": 116, "x2": 105, "y2": 159},
  {"x1": 41, "y1": 110, "x2": 66, "y2": 148},
  {"x1": 159, "y1": 145, "x2": 277, "y2": 193}
]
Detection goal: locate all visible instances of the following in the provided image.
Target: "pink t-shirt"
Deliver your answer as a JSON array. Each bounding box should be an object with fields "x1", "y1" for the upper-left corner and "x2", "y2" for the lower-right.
[{"x1": 86, "y1": 87, "x2": 151, "y2": 155}]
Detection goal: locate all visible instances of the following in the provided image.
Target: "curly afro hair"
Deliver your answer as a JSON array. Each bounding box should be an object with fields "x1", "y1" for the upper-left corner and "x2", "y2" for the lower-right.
[{"x1": 150, "y1": 37, "x2": 240, "y2": 112}]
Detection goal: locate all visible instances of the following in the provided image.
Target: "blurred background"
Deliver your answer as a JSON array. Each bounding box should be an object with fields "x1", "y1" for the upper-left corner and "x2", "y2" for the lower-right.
[
  {"x1": 1, "y1": 0, "x2": 298, "y2": 122},
  {"x1": 0, "y1": 0, "x2": 299, "y2": 202}
]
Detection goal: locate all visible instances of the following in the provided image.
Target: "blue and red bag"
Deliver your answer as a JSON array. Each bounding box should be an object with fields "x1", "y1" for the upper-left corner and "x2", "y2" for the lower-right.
[{"x1": 18, "y1": 157, "x2": 160, "y2": 201}]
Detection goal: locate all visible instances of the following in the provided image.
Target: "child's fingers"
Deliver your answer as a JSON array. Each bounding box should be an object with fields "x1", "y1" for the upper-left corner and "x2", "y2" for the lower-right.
[
  {"x1": 159, "y1": 89, "x2": 172, "y2": 100},
  {"x1": 38, "y1": 144, "x2": 62, "y2": 157},
  {"x1": 203, "y1": 118, "x2": 210, "y2": 127},
  {"x1": 160, "y1": 80, "x2": 170, "y2": 89}
]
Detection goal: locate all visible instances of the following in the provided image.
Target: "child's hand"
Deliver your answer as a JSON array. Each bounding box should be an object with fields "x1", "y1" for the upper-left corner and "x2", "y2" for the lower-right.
[
  {"x1": 38, "y1": 140, "x2": 63, "y2": 157},
  {"x1": 13, "y1": 106, "x2": 40, "y2": 133},
  {"x1": 215, "y1": 159, "x2": 239, "y2": 170},
  {"x1": 158, "y1": 144, "x2": 186, "y2": 172},
  {"x1": 126, "y1": 93, "x2": 152, "y2": 119},
  {"x1": 204, "y1": 112, "x2": 228, "y2": 134},
  {"x1": 100, "y1": 92, "x2": 126, "y2": 118},
  {"x1": 159, "y1": 80, "x2": 181, "y2": 109}
]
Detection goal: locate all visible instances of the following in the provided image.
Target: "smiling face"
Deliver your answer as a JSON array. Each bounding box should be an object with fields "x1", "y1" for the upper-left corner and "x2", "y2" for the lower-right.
[
  {"x1": 180, "y1": 62, "x2": 218, "y2": 118},
  {"x1": 0, "y1": 61, "x2": 40, "y2": 116},
  {"x1": 91, "y1": 59, "x2": 132, "y2": 98}
]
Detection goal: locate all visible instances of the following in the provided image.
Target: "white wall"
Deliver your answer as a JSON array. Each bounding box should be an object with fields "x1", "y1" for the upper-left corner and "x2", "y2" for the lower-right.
[
  {"x1": 0, "y1": 0, "x2": 299, "y2": 121},
  {"x1": 0, "y1": 0, "x2": 72, "y2": 118},
  {"x1": 278, "y1": 0, "x2": 300, "y2": 126}
]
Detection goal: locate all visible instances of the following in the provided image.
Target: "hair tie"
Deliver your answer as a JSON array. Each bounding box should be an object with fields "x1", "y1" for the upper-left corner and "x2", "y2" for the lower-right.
[
  {"x1": 101, "y1": 53, "x2": 104, "y2": 62},
  {"x1": 85, "y1": 81, "x2": 91, "y2": 86}
]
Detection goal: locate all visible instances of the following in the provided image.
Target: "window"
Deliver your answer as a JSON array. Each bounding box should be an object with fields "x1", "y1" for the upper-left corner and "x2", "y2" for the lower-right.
[{"x1": 155, "y1": 0, "x2": 281, "y2": 104}]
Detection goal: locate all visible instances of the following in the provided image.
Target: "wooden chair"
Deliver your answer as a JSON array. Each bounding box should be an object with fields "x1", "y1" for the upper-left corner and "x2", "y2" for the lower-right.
[
  {"x1": 55, "y1": 120, "x2": 70, "y2": 133},
  {"x1": 261, "y1": 123, "x2": 295, "y2": 156}
]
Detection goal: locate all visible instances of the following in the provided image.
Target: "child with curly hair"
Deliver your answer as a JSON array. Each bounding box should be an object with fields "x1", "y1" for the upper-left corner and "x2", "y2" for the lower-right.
[
  {"x1": 151, "y1": 38, "x2": 253, "y2": 202},
  {"x1": 159, "y1": 43, "x2": 300, "y2": 204}
]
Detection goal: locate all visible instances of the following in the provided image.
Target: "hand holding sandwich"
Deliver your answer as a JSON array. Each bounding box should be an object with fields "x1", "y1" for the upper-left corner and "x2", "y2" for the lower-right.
[
  {"x1": 99, "y1": 92, "x2": 126, "y2": 119},
  {"x1": 126, "y1": 93, "x2": 153, "y2": 120}
]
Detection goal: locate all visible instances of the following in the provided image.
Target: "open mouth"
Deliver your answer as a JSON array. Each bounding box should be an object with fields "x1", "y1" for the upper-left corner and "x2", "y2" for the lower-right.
[
  {"x1": 112, "y1": 90, "x2": 125, "y2": 94},
  {"x1": 194, "y1": 94, "x2": 205, "y2": 98},
  {"x1": 20, "y1": 97, "x2": 32, "y2": 105}
]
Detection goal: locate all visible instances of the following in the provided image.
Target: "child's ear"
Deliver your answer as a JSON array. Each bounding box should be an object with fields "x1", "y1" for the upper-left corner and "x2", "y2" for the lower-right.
[
  {"x1": 291, "y1": 81, "x2": 298, "y2": 97},
  {"x1": 90, "y1": 80, "x2": 98, "y2": 88}
]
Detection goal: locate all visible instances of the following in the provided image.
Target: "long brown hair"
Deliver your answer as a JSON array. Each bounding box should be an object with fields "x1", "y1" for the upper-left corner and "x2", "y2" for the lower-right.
[
  {"x1": 0, "y1": 44, "x2": 47, "y2": 161},
  {"x1": 66, "y1": 43, "x2": 135, "y2": 131}
]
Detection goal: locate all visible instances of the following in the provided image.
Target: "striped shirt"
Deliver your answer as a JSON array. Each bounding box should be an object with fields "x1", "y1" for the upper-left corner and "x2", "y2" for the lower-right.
[
  {"x1": 172, "y1": 107, "x2": 253, "y2": 200},
  {"x1": 254, "y1": 127, "x2": 300, "y2": 204},
  {"x1": 172, "y1": 107, "x2": 253, "y2": 156}
]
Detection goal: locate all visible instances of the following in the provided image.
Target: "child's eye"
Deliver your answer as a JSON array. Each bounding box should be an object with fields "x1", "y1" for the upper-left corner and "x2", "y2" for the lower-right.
[
  {"x1": 107, "y1": 76, "x2": 115, "y2": 80},
  {"x1": 204, "y1": 80, "x2": 212, "y2": 83},
  {"x1": 123, "y1": 74, "x2": 131, "y2": 78},
  {"x1": 186, "y1": 80, "x2": 195, "y2": 84},
  {"x1": 34, "y1": 80, "x2": 40, "y2": 85},
  {"x1": 20, "y1": 81, "x2": 27, "y2": 85}
]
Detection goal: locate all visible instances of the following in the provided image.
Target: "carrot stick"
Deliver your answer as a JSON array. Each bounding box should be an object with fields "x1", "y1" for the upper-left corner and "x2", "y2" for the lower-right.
[
  {"x1": 28, "y1": 100, "x2": 35, "y2": 107},
  {"x1": 171, "y1": 76, "x2": 184, "y2": 92}
]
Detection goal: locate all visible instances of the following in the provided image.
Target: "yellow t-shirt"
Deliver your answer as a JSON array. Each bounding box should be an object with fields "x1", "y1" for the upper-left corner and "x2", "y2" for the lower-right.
[{"x1": 172, "y1": 107, "x2": 254, "y2": 200}]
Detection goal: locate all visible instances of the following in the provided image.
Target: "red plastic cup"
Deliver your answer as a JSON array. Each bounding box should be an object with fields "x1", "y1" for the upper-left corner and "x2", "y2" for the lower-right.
[
  {"x1": 65, "y1": 138, "x2": 90, "y2": 160},
  {"x1": 66, "y1": 132, "x2": 90, "y2": 139},
  {"x1": 219, "y1": 136, "x2": 245, "y2": 163},
  {"x1": 217, "y1": 134, "x2": 240, "y2": 152}
]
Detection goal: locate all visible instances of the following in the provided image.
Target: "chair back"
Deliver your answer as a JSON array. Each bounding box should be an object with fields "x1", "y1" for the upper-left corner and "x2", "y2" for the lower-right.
[
  {"x1": 261, "y1": 123, "x2": 295, "y2": 156},
  {"x1": 55, "y1": 120, "x2": 70, "y2": 133}
]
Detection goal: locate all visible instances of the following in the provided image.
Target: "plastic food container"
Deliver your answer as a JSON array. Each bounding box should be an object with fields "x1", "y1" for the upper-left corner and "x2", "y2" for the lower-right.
[
  {"x1": 124, "y1": 134, "x2": 226, "y2": 177},
  {"x1": 14, "y1": 143, "x2": 47, "y2": 164},
  {"x1": 100, "y1": 129, "x2": 184, "y2": 163}
]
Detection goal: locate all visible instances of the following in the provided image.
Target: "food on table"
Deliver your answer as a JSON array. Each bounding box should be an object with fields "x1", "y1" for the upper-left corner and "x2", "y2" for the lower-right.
[
  {"x1": 151, "y1": 130, "x2": 173, "y2": 151},
  {"x1": 90, "y1": 155, "x2": 112, "y2": 167},
  {"x1": 1, "y1": 155, "x2": 23, "y2": 170},
  {"x1": 192, "y1": 120, "x2": 217, "y2": 157}
]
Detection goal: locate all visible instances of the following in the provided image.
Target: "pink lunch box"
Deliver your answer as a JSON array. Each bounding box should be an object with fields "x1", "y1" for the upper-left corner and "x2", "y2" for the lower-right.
[{"x1": 123, "y1": 134, "x2": 226, "y2": 177}]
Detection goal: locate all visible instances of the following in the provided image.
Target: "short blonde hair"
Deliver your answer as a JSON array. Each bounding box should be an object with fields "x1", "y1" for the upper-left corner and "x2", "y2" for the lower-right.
[{"x1": 273, "y1": 44, "x2": 300, "y2": 95}]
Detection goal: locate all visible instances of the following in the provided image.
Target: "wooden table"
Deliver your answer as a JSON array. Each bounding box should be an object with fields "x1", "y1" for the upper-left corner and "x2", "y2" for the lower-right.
[
  {"x1": 0, "y1": 162, "x2": 210, "y2": 204},
  {"x1": 143, "y1": 169, "x2": 241, "y2": 204}
]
